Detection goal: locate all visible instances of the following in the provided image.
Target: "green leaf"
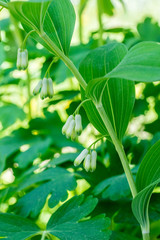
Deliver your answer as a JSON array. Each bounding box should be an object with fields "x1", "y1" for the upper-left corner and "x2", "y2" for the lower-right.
[
  {"x1": 14, "y1": 167, "x2": 77, "y2": 217},
  {"x1": 47, "y1": 195, "x2": 111, "y2": 240},
  {"x1": 9, "y1": 0, "x2": 50, "y2": 32},
  {"x1": 0, "y1": 195, "x2": 111, "y2": 240},
  {"x1": 80, "y1": 42, "x2": 135, "y2": 140},
  {"x1": 93, "y1": 173, "x2": 131, "y2": 201},
  {"x1": 106, "y1": 42, "x2": 160, "y2": 82},
  {"x1": 0, "y1": 213, "x2": 40, "y2": 240},
  {"x1": 14, "y1": 137, "x2": 52, "y2": 168},
  {"x1": 132, "y1": 140, "x2": 160, "y2": 231},
  {"x1": 9, "y1": 0, "x2": 76, "y2": 55},
  {"x1": 0, "y1": 104, "x2": 26, "y2": 130}
]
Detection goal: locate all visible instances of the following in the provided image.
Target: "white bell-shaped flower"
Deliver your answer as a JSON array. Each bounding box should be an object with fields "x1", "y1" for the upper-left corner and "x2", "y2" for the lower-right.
[
  {"x1": 47, "y1": 78, "x2": 54, "y2": 98},
  {"x1": 74, "y1": 149, "x2": 88, "y2": 166},
  {"x1": 40, "y1": 78, "x2": 48, "y2": 99},
  {"x1": 33, "y1": 80, "x2": 43, "y2": 96},
  {"x1": 66, "y1": 119, "x2": 75, "y2": 139},
  {"x1": 62, "y1": 115, "x2": 74, "y2": 135},
  {"x1": 90, "y1": 150, "x2": 97, "y2": 172},
  {"x1": 17, "y1": 48, "x2": 28, "y2": 70},
  {"x1": 83, "y1": 154, "x2": 91, "y2": 172},
  {"x1": 75, "y1": 114, "x2": 82, "y2": 135}
]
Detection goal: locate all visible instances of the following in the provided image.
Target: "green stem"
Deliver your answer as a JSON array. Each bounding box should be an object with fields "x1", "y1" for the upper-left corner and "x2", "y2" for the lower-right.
[
  {"x1": 22, "y1": 30, "x2": 35, "y2": 49},
  {"x1": 73, "y1": 98, "x2": 92, "y2": 115},
  {"x1": 142, "y1": 233, "x2": 150, "y2": 240},
  {"x1": 26, "y1": 69, "x2": 32, "y2": 120},
  {"x1": 0, "y1": 0, "x2": 8, "y2": 8},
  {"x1": 97, "y1": 0, "x2": 103, "y2": 46},
  {"x1": 40, "y1": 32, "x2": 87, "y2": 90},
  {"x1": 78, "y1": 12, "x2": 83, "y2": 44},
  {"x1": 41, "y1": 232, "x2": 46, "y2": 240},
  {"x1": 96, "y1": 103, "x2": 137, "y2": 198},
  {"x1": 44, "y1": 57, "x2": 58, "y2": 78}
]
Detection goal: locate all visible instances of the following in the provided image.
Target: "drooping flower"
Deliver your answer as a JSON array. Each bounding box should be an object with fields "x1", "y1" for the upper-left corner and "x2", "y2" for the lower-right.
[
  {"x1": 74, "y1": 149, "x2": 88, "y2": 166},
  {"x1": 17, "y1": 48, "x2": 28, "y2": 70},
  {"x1": 62, "y1": 115, "x2": 74, "y2": 135},
  {"x1": 83, "y1": 154, "x2": 91, "y2": 172},
  {"x1": 33, "y1": 80, "x2": 43, "y2": 96},
  {"x1": 62, "y1": 114, "x2": 83, "y2": 140},
  {"x1": 66, "y1": 119, "x2": 75, "y2": 139},
  {"x1": 74, "y1": 149, "x2": 97, "y2": 172},
  {"x1": 90, "y1": 150, "x2": 97, "y2": 172},
  {"x1": 75, "y1": 114, "x2": 82, "y2": 135},
  {"x1": 33, "y1": 78, "x2": 54, "y2": 99}
]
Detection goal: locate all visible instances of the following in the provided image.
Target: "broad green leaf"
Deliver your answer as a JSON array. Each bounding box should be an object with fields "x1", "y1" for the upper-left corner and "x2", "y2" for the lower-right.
[
  {"x1": 93, "y1": 173, "x2": 131, "y2": 201},
  {"x1": 9, "y1": 0, "x2": 50, "y2": 32},
  {"x1": 14, "y1": 137, "x2": 52, "y2": 168},
  {"x1": 14, "y1": 167, "x2": 77, "y2": 217},
  {"x1": 106, "y1": 42, "x2": 160, "y2": 82},
  {"x1": 0, "y1": 213, "x2": 40, "y2": 240},
  {"x1": 0, "y1": 104, "x2": 26, "y2": 130},
  {"x1": 0, "y1": 195, "x2": 111, "y2": 240},
  {"x1": 79, "y1": 42, "x2": 135, "y2": 140},
  {"x1": 47, "y1": 195, "x2": 111, "y2": 240},
  {"x1": 9, "y1": 0, "x2": 76, "y2": 55},
  {"x1": 132, "y1": 140, "x2": 160, "y2": 231}
]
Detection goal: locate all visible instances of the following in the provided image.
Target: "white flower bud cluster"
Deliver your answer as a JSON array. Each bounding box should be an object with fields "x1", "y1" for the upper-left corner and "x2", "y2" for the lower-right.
[
  {"x1": 33, "y1": 78, "x2": 54, "y2": 99},
  {"x1": 74, "y1": 149, "x2": 97, "y2": 172},
  {"x1": 17, "y1": 48, "x2": 28, "y2": 70},
  {"x1": 62, "y1": 114, "x2": 82, "y2": 140}
]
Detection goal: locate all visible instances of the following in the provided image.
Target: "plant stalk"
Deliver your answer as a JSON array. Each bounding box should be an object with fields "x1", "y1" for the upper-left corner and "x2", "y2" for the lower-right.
[
  {"x1": 97, "y1": 0, "x2": 103, "y2": 46},
  {"x1": 142, "y1": 233, "x2": 150, "y2": 240},
  {"x1": 96, "y1": 104, "x2": 137, "y2": 197},
  {"x1": 26, "y1": 69, "x2": 32, "y2": 120},
  {"x1": 41, "y1": 32, "x2": 87, "y2": 90}
]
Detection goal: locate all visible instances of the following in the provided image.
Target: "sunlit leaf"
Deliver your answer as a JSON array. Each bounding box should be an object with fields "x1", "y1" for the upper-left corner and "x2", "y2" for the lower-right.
[
  {"x1": 14, "y1": 167, "x2": 77, "y2": 218},
  {"x1": 132, "y1": 140, "x2": 160, "y2": 232},
  {"x1": 80, "y1": 42, "x2": 135, "y2": 140},
  {"x1": 93, "y1": 173, "x2": 131, "y2": 201},
  {"x1": 106, "y1": 42, "x2": 160, "y2": 82},
  {"x1": 0, "y1": 213, "x2": 40, "y2": 240},
  {"x1": 47, "y1": 195, "x2": 111, "y2": 240},
  {"x1": 9, "y1": 0, "x2": 76, "y2": 55}
]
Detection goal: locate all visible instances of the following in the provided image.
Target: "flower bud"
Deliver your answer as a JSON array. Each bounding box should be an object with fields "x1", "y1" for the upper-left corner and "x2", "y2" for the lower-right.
[
  {"x1": 83, "y1": 154, "x2": 91, "y2": 172},
  {"x1": 74, "y1": 149, "x2": 88, "y2": 166},
  {"x1": 62, "y1": 115, "x2": 74, "y2": 135},
  {"x1": 71, "y1": 128, "x2": 77, "y2": 141},
  {"x1": 40, "y1": 78, "x2": 48, "y2": 99},
  {"x1": 66, "y1": 119, "x2": 75, "y2": 138},
  {"x1": 21, "y1": 50, "x2": 28, "y2": 70},
  {"x1": 47, "y1": 78, "x2": 54, "y2": 98},
  {"x1": 16, "y1": 48, "x2": 28, "y2": 70},
  {"x1": 75, "y1": 114, "x2": 82, "y2": 135},
  {"x1": 33, "y1": 80, "x2": 43, "y2": 96},
  {"x1": 90, "y1": 150, "x2": 97, "y2": 172}
]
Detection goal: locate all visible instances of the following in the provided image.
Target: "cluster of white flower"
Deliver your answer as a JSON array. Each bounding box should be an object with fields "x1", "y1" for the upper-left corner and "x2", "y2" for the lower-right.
[
  {"x1": 33, "y1": 78, "x2": 54, "y2": 99},
  {"x1": 62, "y1": 114, "x2": 82, "y2": 140},
  {"x1": 74, "y1": 149, "x2": 97, "y2": 172},
  {"x1": 17, "y1": 48, "x2": 28, "y2": 70}
]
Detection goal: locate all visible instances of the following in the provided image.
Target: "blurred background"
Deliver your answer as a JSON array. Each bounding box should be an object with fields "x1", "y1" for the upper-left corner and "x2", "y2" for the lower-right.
[{"x1": 0, "y1": 0, "x2": 160, "y2": 239}]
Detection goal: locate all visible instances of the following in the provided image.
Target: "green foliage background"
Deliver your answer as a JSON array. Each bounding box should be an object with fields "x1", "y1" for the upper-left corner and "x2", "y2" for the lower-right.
[{"x1": 0, "y1": 0, "x2": 160, "y2": 239}]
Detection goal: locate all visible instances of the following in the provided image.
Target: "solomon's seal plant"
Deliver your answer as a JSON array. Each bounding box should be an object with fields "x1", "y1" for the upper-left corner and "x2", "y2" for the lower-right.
[{"x1": 0, "y1": 0, "x2": 160, "y2": 240}]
